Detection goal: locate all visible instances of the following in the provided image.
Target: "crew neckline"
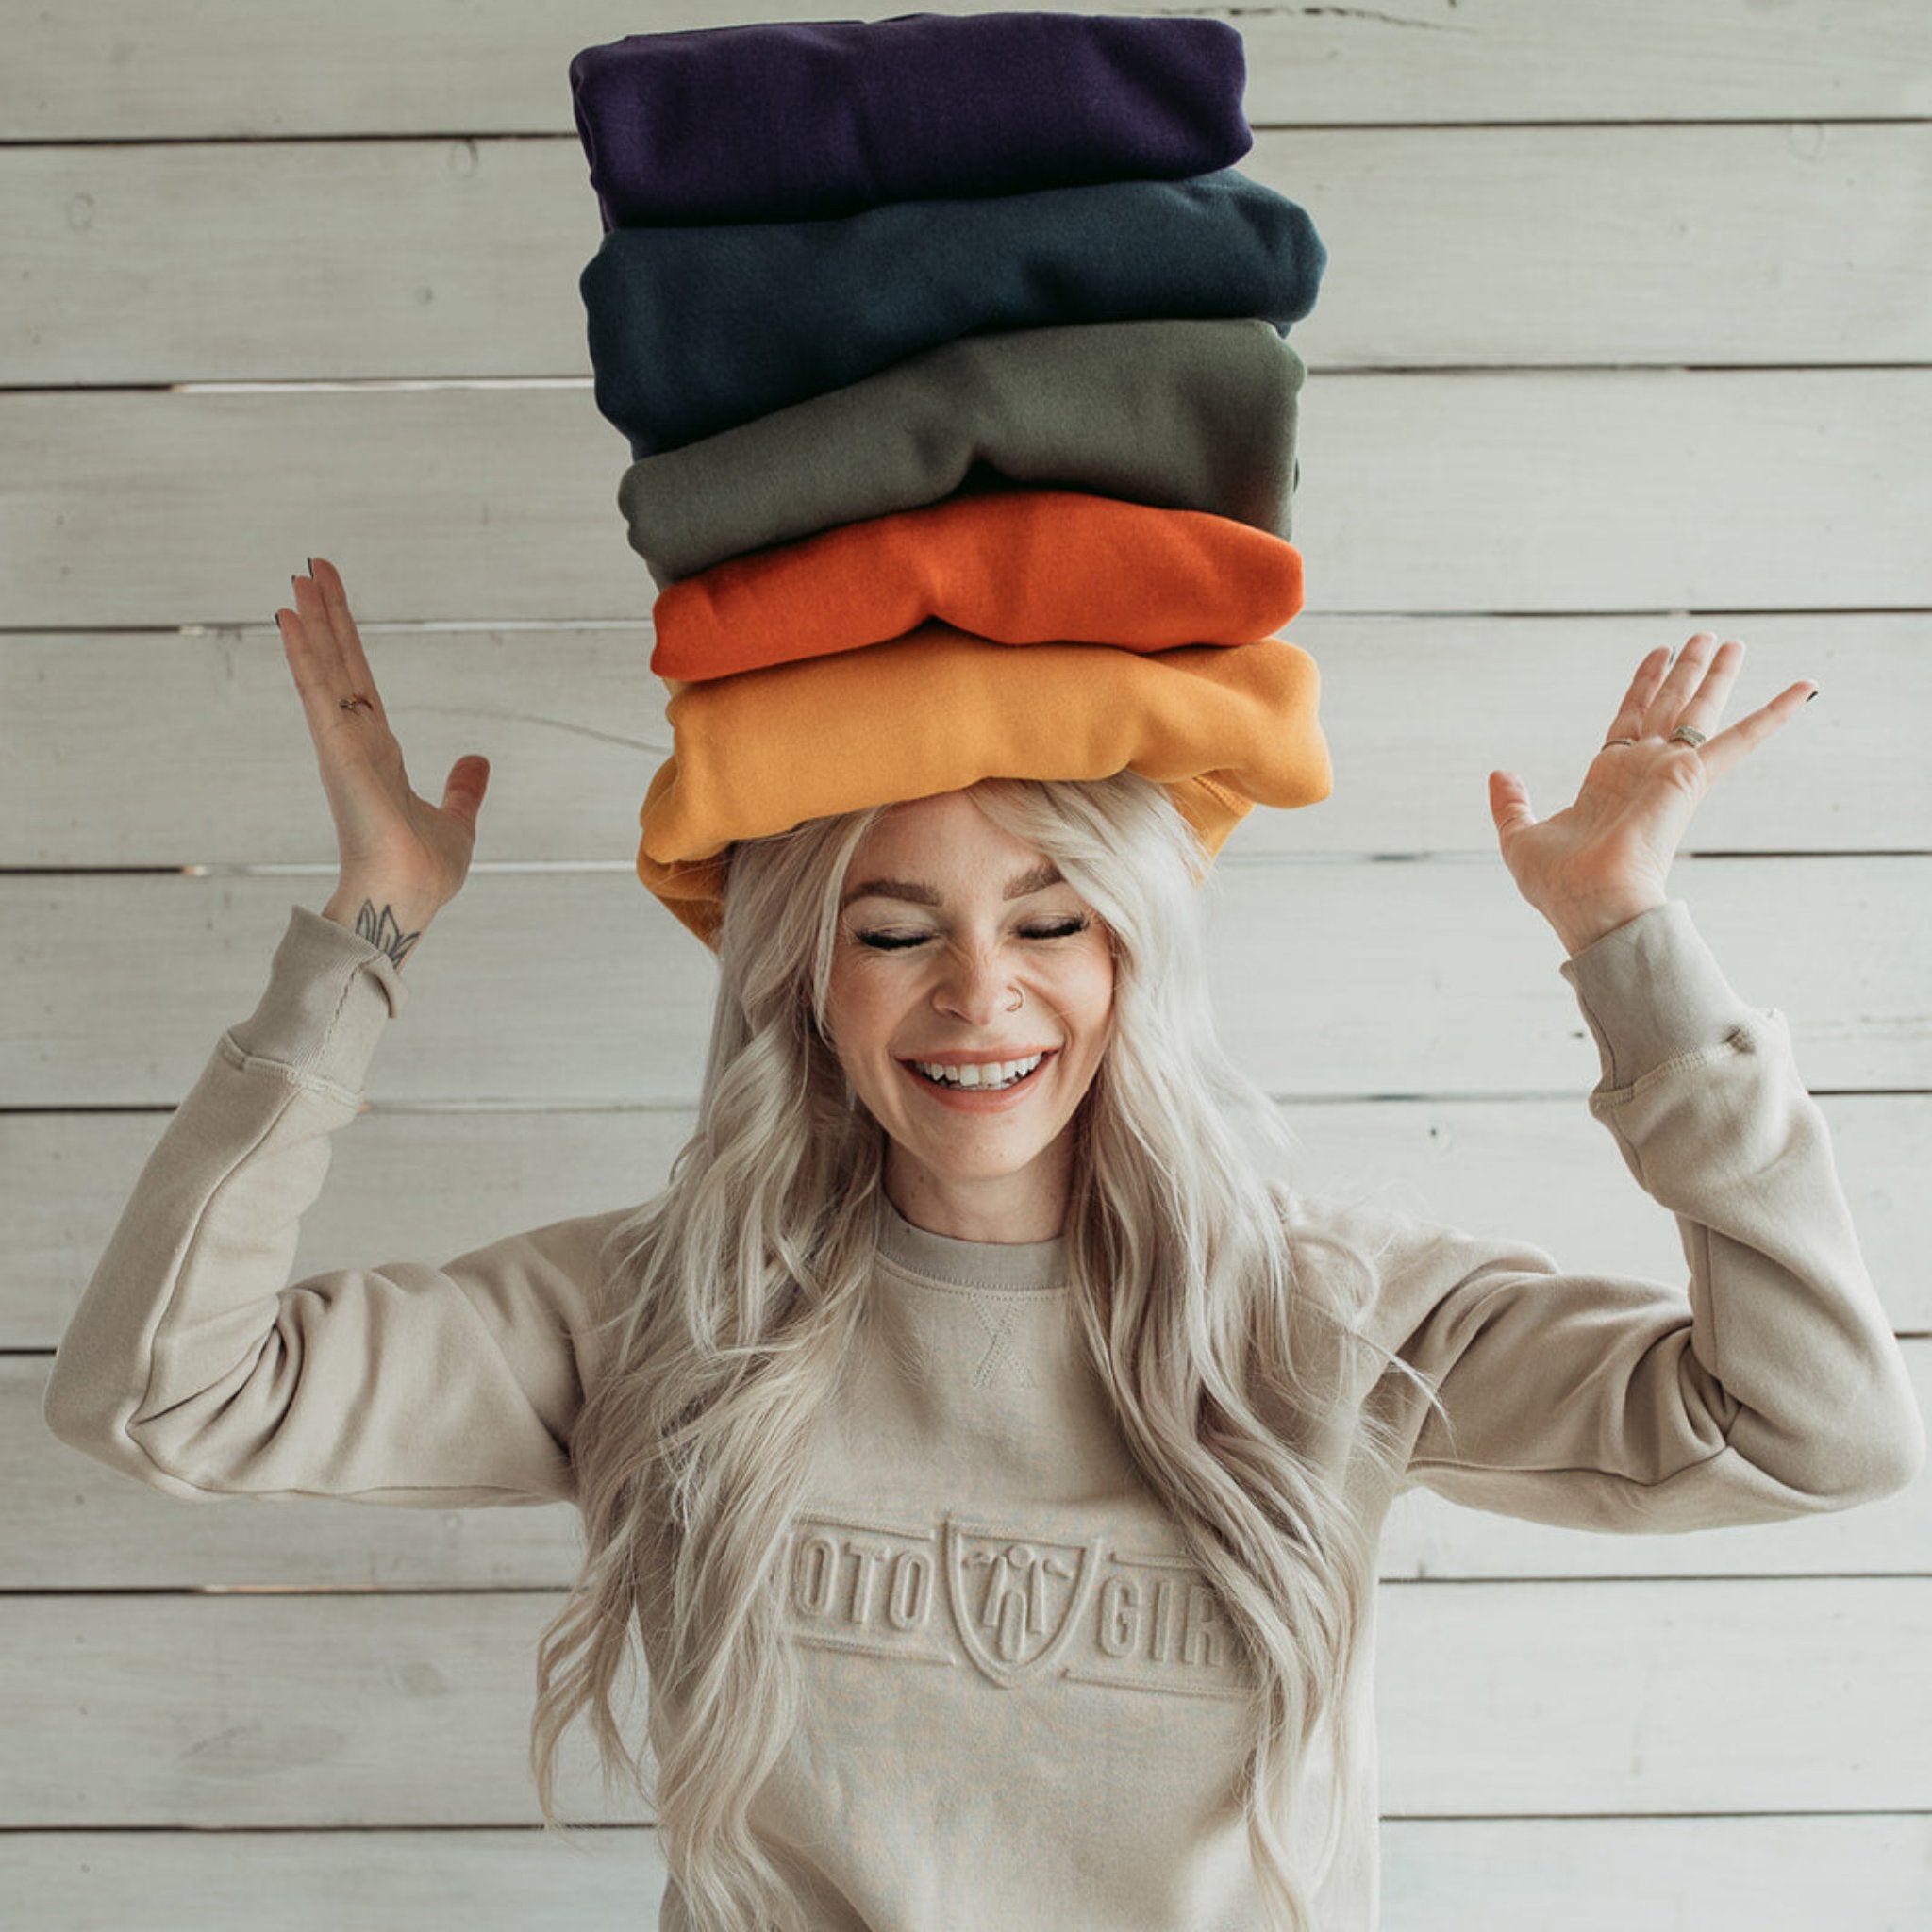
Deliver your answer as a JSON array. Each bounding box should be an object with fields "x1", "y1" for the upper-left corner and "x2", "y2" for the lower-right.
[{"x1": 876, "y1": 1196, "x2": 1072, "y2": 1293}]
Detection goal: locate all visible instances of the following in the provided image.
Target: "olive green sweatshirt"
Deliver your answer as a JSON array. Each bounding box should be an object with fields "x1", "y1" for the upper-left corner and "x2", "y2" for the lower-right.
[{"x1": 43, "y1": 900, "x2": 1924, "y2": 1929}]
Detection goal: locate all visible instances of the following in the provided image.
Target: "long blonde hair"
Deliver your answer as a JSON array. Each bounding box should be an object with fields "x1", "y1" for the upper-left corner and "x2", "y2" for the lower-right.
[{"x1": 532, "y1": 774, "x2": 1410, "y2": 1930}]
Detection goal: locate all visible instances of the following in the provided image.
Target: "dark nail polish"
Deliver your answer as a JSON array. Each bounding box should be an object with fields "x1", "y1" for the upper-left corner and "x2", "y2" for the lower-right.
[
  {"x1": 307, "y1": 557, "x2": 315, "y2": 575},
  {"x1": 1806, "y1": 689, "x2": 1819, "y2": 702}
]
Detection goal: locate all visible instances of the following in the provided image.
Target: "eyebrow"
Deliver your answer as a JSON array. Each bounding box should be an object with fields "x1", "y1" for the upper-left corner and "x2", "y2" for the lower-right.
[{"x1": 841, "y1": 862, "x2": 1065, "y2": 909}]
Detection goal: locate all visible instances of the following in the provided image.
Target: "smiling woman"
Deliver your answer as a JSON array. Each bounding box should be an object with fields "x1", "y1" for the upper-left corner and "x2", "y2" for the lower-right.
[{"x1": 42, "y1": 558, "x2": 1927, "y2": 1932}]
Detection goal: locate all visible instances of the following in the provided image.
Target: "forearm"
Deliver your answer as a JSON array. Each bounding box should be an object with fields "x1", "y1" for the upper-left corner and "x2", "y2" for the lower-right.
[
  {"x1": 45, "y1": 907, "x2": 608, "y2": 1507},
  {"x1": 1387, "y1": 901, "x2": 1924, "y2": 1534},
  {"x1": 43, "y1": 908, "x2": 407, "y2": 1496},
  {"x1": 1560, "y1": 902, "x2": 1924, "y2": 1507}
]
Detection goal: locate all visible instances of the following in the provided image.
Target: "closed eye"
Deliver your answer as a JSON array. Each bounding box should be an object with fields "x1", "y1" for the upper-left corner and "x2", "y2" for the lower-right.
[{"x1": 850, "y1": 914, "x2": 1091, "y2": 951}]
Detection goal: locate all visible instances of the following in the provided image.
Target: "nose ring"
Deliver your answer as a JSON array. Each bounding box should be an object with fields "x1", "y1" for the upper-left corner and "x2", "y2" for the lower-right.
[{"x1": 1005, "y1": 987, "x2": 1024, "y2": 1014}]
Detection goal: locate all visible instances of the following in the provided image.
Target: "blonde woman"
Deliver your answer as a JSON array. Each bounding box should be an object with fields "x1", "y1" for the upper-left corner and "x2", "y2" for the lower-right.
[{"x1": 46, "y1": 558, "x2": 1923, "y2": 1931}]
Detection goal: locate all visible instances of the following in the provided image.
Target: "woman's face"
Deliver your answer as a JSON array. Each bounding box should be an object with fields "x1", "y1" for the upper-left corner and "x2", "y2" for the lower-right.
[{"x1": 824, "y1": 791, "x2": 1116, "y2": 1243}]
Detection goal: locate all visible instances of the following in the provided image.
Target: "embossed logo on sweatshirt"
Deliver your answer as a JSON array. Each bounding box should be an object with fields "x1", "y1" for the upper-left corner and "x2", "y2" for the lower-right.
[
  {"x1": 783, "y1": 1509, "x2": 1250, "y2": 1699},
  {"x1": 945, "y1": 1521, "x2": 1093, "y2": 1685}
]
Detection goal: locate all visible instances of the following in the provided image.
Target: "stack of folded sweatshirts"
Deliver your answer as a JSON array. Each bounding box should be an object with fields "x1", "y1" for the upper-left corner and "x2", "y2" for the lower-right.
[{"x1": 571, "y1": 12, "x2": 1333, "y2": 941}]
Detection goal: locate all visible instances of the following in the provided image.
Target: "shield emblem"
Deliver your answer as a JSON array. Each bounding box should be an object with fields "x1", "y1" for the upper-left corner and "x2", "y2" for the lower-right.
[{"x1": 943, "y1": 1519, "x2": 1099, "y2": 1687}]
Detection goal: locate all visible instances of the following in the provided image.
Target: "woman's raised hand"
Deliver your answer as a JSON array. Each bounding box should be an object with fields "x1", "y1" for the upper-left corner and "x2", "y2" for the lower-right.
[
  {"x1": 274, "y1": 558, "x2": 491, "y2": 966},
  {"x1": 1488, "y1": 633, "x2": 1816, "y2": 958}
]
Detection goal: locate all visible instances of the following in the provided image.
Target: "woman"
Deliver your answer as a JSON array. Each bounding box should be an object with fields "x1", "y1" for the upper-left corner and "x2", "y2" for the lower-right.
[{"x1": 45, "y1": 558, "x2": 1923, "y2": 1932}]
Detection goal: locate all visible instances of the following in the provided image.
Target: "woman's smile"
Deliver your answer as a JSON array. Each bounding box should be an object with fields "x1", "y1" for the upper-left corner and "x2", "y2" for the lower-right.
[{"x1": 899, "y1": 1046, "x2": 1057, "y2": 1104}]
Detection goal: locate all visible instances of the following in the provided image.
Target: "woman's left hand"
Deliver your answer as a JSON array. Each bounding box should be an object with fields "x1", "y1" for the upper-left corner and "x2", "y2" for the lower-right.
[{"x1": 1488, "y1": 633, "x2": 1817, "y2": 958}]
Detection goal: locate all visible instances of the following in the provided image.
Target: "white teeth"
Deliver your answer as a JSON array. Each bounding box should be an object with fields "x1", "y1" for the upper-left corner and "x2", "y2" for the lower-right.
[{"x1": 913, "y1": 1053, "x2": 1044, "y2": 1091}]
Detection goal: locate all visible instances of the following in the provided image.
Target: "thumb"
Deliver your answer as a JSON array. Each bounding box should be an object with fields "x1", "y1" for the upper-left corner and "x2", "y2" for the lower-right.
[
  {"x1": 1488, "y1": 769, "x2": 1535, "y2": 844},
  {"x1": 441, "y1": 753, "x2": 491, "y2": 829}
]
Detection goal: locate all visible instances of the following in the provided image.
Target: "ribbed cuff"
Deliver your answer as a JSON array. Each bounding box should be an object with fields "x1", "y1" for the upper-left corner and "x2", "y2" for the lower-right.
[
  {"x1": 223, "y1": 903, "x2": 409, "y2": 1091},
  {"x1": 1557, "y1": 899, "x2": 1755, "y2": 1091}
]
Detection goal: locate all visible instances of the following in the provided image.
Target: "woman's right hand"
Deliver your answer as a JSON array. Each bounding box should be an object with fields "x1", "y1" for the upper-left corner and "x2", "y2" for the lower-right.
[{"x1": 274, "y1": 557, "x2": 491, "y2": 965}]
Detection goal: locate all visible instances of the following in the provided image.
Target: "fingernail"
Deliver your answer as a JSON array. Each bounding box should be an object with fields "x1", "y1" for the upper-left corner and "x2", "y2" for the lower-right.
[
  {"x1": 306, "y1": 557, "x2": 315, "y2": 575},
  {"x1": 1807, "y1": 688, "x2": 1820, "y2": 702}
]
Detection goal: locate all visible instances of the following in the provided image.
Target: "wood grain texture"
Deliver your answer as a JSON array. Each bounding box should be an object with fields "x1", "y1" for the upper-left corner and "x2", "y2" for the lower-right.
[
  {"x1": 1378, "y1": 1816, "x2": 1932, "y2": 1931},
  {"x1": 8, "y1": 1345, "x2": 1928, "y2": 1590},
  {"x1": 1274, "y1": 123, "x2": 1932, "y2": 371},
  {"x1": 8, "y1": 374, "x2": 1932, "y2": 627},
  {"x1": 1374, "y1": 1577, "x2": 1932, "y2": 1816},
  {"x1": 8, "y1": 124, "x2": 1926, "y2": 383},
  {"x1": 3, "y1": 614, "x2": 1916, "y2": 870},
  {"x1": 7, "y1": 0, "x2": 1929, "y2": 139},
  {"x1": 6, "y1": 858, "x2": 1927, "y2": 1108},
  {"x1": 9, "y1": 1090, "x2": 1928, "y2": 1352},
  {"x1": 0, "y1": 1829, "x2": 669, "y2": 1932},
  {"x1": 0, "y1": 1592, "x2": 642, "y2": 1828},
  {"x1": 7, "y1": 1817, "x2": 1930, "y2": 1932},
  {"x1": 3, "y1": 1581, "x2": 1924, "y2": 1824}
]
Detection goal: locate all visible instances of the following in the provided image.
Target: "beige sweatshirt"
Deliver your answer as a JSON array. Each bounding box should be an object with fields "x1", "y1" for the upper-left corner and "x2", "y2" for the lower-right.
[{"x1": 43, "y1": 899, "x2": 1924, "y2": 1930}]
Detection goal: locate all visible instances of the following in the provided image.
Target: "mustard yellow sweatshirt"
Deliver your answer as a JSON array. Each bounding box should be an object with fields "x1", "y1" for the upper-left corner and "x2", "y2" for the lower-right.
[{"x1": 43, "y1": 900, "x2": 1924, "y2": 1929}]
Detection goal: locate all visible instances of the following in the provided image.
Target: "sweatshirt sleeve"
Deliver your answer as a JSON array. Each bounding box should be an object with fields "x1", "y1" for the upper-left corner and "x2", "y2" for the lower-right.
[
  {"x1": 1352, "y1": 899, "x2": 1924, "y2": 1532},
  {"x1": 42, "y1": 905, "x2": 632, "y2": 1508}
]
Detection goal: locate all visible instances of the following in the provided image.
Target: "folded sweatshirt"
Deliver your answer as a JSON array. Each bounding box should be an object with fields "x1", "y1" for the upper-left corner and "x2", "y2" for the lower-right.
[
  {"x1": 582, "y1": 170, "x2": 1324, "y2": 454},
  {"x1": 42, "y1": 898, "x2": 1924, "y2": 1932},
  {"x1": 571, "y1": 15, "x2": 1251, "y2": 227},
  {"x1": 620, "y1": 319, "x2": 1305, "y2": 584},
  {"x1": 648, "y1": 491, "x2": 1305, "y2": 681},
  {"x1": 637, "y1": 632, "x2": 1330, "y2": 941}
]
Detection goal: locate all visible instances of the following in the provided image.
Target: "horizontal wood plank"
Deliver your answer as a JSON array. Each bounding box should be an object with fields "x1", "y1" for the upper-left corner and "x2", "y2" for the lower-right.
[
  {"x1": 7, "y1": 1817, "x2": 1929, "y2": 1932},
  {"x1": 8, "y1": 375, "x2": 1932, "y2": 626},
  {"x1": 1374, "y1": 1577, "x2": 1932, "y2": 1816},
  {"x1": 1277, "y1": 123, "x2": 1932, "y2": 371},
  {"x1": 0, "y1": 1829, "x2": 668, "y2": 1932},
  {"x1": 8, "y1": 1344, "x2": 1927, "y2": 1590},
  {"x1": 7, "y1": 0, "x2": 1930, "y2": 139},
  {"x1": 5, "y1": 858, "x2": 1927, "y2": 1108},
  {"x1": 1379, "y1": 1816, "x2": 1932, "y2": 1931},
  {"x1": 0, "y1": 1592, "x2": 641, "y2": 1826},
  {"x1": 4, "y1": 614, "x2": 1918, "y2": 870},
  {"x1": 8, "y1": 125, "x2": 1927, "y2": 384},
  {"x1": 3, "y1": 1582, "x2": 1925, "y2": 1824}
]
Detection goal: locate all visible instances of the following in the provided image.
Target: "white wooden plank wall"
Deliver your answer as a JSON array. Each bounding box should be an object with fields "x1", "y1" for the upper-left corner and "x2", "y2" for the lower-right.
[{"x1": 4, "y1": 2, "x2": 1927, "y2": 1924}]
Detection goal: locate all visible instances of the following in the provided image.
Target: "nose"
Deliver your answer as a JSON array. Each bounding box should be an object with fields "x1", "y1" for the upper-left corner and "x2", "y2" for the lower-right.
[{"x1": 932, "y1": 942, "x2": 1015, "y2": 1030}]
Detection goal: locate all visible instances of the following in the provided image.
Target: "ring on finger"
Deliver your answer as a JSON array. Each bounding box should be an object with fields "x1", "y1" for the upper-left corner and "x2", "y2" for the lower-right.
[
  {"x1": 1669, "y1": 724, "x2": 1707, "y2": 747},
  {"x1": 338, "y1": 691, "x2": 376, "y2": 715},
  {"x1": 1601, "y1": 736, "x2": 1638, "y2": 749}
]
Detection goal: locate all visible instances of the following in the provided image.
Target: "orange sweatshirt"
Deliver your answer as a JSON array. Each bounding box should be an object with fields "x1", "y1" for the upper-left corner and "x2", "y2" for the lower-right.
[
  {"x1": 636, "y1": 631, "x2": 1329, "y2": 941},
  {"x1": 649, "y1": 491, "x2": 1304, "y2": 680}
]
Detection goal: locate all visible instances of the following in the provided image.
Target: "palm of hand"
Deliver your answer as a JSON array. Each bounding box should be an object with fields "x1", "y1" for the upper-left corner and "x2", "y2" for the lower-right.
[
  {"x1": 323, "y1": 714, "x2": 480, "y2": 905},
  {"x1": 275, "y1": 558, "x2": 491, "y2": 920},
  {"x1": 1489, "y1": 634, "x2": 1815, "y2": 957}
]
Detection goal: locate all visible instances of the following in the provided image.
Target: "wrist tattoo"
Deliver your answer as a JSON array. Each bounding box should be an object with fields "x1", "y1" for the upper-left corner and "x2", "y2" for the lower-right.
[{"x1": 354, "y1": 899, "x2": 423, "y2": 970}]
